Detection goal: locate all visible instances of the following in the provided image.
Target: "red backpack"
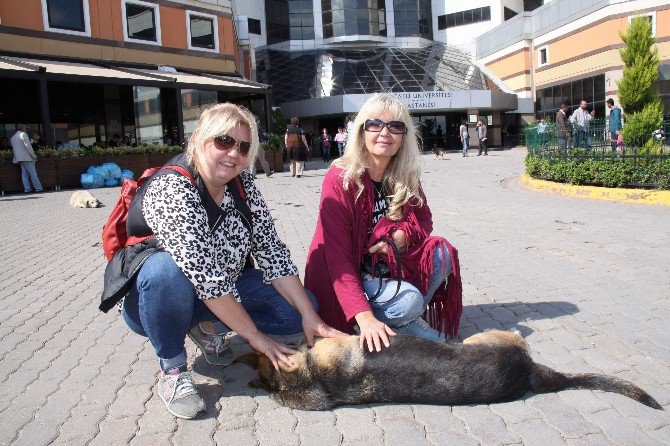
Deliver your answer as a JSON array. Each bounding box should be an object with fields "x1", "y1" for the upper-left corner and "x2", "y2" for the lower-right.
[{"x1": 101, "y1": 165, "x2": 195, "y2": 260}]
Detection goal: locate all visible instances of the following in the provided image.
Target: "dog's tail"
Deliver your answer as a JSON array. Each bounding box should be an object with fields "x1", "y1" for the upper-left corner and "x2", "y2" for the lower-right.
[{"x1": 529, "y1": 363, "x2": 663, "y2": 410}]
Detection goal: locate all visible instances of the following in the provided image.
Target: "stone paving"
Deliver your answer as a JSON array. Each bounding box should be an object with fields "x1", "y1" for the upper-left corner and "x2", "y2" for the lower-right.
[{"x1": 0, "y1": 147, "x2": 668, "y2": 446}]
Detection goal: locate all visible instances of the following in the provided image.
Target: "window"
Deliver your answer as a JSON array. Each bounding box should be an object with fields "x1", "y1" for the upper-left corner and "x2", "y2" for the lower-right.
[
  {"x1": 248, "y1": 18, "x2": 262, "y2": 35},
  {"x1": 504, "y1": 7, "x2": 518, "y2": 21},
  {"x1": 439, "y1": 7, "x2": 490, "y2": 30},
  {"x1": 41, "y1": 0, "x2": 90, "y2": 36},
  {"x1": 538, "y1": 45, "x2": 549, "y2": 67},
  {"x1": 122, "y1": 0, "x2": 161, "y2": 45},
  {"x1": 187, "y1": 11, "x2": 219, "y2": 52},
  {"x1": 321, "y1": 0, "x2": 386, "y2": 38},
  {"x1": 394, "y1": 0, "x2": 432, "y2": 39}
]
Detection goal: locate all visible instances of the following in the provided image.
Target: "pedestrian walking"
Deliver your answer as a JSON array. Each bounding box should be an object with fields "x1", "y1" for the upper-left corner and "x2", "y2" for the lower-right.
[
  {"x1": 285, "y1": 117, "x2": 309, "y2": 178},
  {"x1": 334, "y1": 127, "x2": 346, "y2": 159},
  {"x1": 476, "y1": 120, "x2": 488, "y2": 156},
  {"x1": 11, "y1": 124, "x2": 43, "y2": 193},
  {"x1": 251, "y1": 117, "x2": 273, "y2": 178},
  {"x1": 459, "y1": 119, "x2": 469, "y2": 156},
  {"x1": 607, "y1": 98, "x2": 623, "y2": 152},
  {"x1": 320, "y1": 128, "x2": 332, "y2": 162}
]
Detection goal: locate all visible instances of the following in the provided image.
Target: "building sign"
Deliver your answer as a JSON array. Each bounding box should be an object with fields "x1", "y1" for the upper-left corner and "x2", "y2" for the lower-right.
[{"x1": 391, "y1": 92, "x2": 453, "y2": 110}]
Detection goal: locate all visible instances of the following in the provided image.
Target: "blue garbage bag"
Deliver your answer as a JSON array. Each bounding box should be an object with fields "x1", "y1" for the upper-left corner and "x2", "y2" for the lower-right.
[
  {"x1": 102, "y1": 162, "x2": 122, "y2": 179},
  {"x1": 104, "y1": 176, "x2": 118, "y2": 187},
  {"x1": 81, "y1": 172, "x2": 104, "y2": 189},
  {"x1": 87, "y1": 165, "x2": 108, "y2": 180},
  {"x1": 120, "y1": 169, "x2": 134, "y2": 182}
]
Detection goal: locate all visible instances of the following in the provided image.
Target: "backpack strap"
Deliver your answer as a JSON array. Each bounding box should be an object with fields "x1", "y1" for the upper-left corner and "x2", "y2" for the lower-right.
[{"x1": 227, "y1": 176, "x2": 252, "y2": 234}]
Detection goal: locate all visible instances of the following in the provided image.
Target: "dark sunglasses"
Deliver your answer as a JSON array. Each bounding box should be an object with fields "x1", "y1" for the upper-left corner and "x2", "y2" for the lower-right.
[
  {"x1": 364, "y1": 119, "x2": 407, "y2": 135},
  {"x1": 213, "y1": 135, "x2": 251, "y2": 157}
]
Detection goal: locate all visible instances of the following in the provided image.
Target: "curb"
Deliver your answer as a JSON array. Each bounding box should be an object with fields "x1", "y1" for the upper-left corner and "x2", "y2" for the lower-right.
[{"x1": 519, "y1": 174, "x2": 670, "y2": 207}]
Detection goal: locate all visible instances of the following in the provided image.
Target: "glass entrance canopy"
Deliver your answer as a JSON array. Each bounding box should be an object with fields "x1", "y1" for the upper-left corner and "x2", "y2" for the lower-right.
[{"x1": 256, "y1": 43, "x2": 495, "y2": 105}]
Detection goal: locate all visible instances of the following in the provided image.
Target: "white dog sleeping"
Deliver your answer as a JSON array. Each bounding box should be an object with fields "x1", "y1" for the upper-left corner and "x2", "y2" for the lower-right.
[{"x1": 69, "y1": 190, "x2": 101, "y2": 208}]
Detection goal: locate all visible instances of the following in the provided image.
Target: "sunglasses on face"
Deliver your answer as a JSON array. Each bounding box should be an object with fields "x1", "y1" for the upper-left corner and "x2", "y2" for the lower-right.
[
  {"x1": 364, "y1": 119, "x2": 407, "y2": 135},
  {"x1": 213, "y1": 135, "x2": 251, "y2": 157}
]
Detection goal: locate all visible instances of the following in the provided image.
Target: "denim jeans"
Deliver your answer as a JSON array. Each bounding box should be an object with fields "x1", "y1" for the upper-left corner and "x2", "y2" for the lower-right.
[
  {"x1": 338, "y1": 142, "x2": 344, "y2": 157},
  {"x1": 322, "y1": 145, "x2": 330, "y2": 161},
  {"x1": 122, "y1": 252, "x2": 316, "y2": 362},
  {"x1": 19, "y1": 161, "x2": 43, "y2": 193},
  {"x1": 462, "y1": 138, "x2": 469, "y2": 155},
  {"x1": 478, "y1": 137, "x2": 487, "y2": 155},
  {"x1": 575, "y1": 130, "x2": 591, "y2": 148},
  {"x1": 361, "y1": 247, "x2": 452, "y2": 327}
]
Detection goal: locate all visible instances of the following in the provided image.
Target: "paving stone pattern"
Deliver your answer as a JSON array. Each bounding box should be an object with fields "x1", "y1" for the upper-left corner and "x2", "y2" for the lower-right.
[{"x1": 0, "y1": 148, "x2": 668, "y2": 445}]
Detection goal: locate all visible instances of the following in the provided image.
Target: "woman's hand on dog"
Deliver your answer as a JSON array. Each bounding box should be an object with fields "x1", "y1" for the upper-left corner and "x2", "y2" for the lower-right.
[
  {"x1": 249, "y1": 332, "x2": 297, "y2": 371},
  {"x1": 302, "y1": 313, "x2": 347, "y2": 348},
  {"x1": 355, "y1": 311, "x2": 396, "y2": 352}
]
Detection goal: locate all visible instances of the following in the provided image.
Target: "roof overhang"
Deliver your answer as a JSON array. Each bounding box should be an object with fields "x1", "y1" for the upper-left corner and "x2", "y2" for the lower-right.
[{"x1": 0, "y1": 55, "x2": 269, "y2": 94}]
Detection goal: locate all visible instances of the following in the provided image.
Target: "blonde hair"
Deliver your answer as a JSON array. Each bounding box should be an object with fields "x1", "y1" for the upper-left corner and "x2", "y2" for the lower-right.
[
  {"x1": 185, "y1": 103, "x2": 259, "y2": 172},
  {"x1": 332, "y1": 94, "x2": 422, "y2": 221}
]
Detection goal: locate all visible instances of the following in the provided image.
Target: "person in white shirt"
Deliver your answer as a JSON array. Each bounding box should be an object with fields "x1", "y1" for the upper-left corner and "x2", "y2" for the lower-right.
[
  {"x1": 11, "y1": 124, "x2": 43, "y2": 193},
  {"x1": 569, "y1": 101, "x2": 595, "y2": 148}
]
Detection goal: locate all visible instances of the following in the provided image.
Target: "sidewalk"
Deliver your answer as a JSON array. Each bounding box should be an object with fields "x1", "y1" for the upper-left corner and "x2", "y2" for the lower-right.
[{"x1": 0, "y1": 148, "x2": 668, "y2": 445}]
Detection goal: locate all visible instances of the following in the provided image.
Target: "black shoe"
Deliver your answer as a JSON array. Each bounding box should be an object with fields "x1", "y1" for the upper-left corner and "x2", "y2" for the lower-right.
[
  {"x1": 266, "y1": 171, "x2": 274, "y2": 177},
  {"x1": 297, "y1": 175, "x2": 302, "y2": 178}
]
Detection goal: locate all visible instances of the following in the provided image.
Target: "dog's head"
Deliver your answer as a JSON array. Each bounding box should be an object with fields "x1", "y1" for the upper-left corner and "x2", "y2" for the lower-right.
[
  {"x1": 234, "y1": 351, "x2": 279, "y2": 391},
  {"x1": 234, "y1": 350, "x2": 309, "y2": 391},
  {"x1": 86, "y1": 198, "x2": 101, "y2": 208}
]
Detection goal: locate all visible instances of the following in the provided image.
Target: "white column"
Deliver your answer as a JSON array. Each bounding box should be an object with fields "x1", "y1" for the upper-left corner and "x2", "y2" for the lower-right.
[{"x1": 385, "y1": 0, "x2": 395, "y2": 39}]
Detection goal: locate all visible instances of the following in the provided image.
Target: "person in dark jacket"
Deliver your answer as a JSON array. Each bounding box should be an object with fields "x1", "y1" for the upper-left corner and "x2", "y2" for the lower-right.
[
  {"x1": 103, "y1": 103, "x2": 342, "y2": 419},
  {"x1": 319, "y1": 128, "x2": 332, "y2": 162},
  {"x1": 285, "y1": 117, "x2": 309, "y2": 177}
]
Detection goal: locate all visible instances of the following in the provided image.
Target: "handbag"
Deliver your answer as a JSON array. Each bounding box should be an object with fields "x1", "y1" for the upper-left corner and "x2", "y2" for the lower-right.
[{"x1": 361, "y1": 236, "x2": 402, "y2": 301}]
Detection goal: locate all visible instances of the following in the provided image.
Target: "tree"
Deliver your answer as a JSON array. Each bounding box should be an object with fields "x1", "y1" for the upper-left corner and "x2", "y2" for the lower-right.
[
  {"x1": 617, "y1": 16, "x2": 663, "y2": 145},
  {"x1": 271, "y1": 107, "x2": 288, "y2": 135}
]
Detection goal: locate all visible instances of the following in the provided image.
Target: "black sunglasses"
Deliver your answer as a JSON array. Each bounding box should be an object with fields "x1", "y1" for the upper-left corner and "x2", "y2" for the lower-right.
[
  {"x1": 213, "y1": 135, "x2": 251, "y2": 157},
  {"x1": 364, "y1": 119, "x2": 407, "y2": 135}
]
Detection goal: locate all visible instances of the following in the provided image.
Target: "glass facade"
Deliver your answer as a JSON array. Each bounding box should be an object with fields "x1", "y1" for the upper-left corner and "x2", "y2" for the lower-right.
[
  {"x1": 189, "y1": 15, "x2": 215, "y2": 49},
  {"x1": 322, "y1": 0, "x2": 386, "y2": 38},
  {"x1": 257, "y1": 43, "x2": 491, "y2": 104},
  {"x1": 266, "y1": 0, "x2": 314, "y2": 44},
  {"x1": 438, "y1": 7, "x2": 491, "y2": 30},
  {"x1": 181, "y1": 89, "x2": 218, "y2": 139},
  {"x1": 133, "y1": 86, "x2": 163, "y2": 145},
  {"x1": 46, "y1": 0, "x2": 86, "y2": 32},
  {"x1": 536, "y1": 74, "x2": 606, "y2": 119},
  {"x1": 393, "y1": 0, "x2": 431, "y2": 39},
  {"x1": 125, "y1": 2, "x2": 158, "y2": 42}
]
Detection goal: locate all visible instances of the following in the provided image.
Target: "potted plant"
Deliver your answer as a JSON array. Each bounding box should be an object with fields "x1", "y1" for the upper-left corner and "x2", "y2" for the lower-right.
[{"x1": 260, "y1": 133, "x2": 286, "y2": 173}]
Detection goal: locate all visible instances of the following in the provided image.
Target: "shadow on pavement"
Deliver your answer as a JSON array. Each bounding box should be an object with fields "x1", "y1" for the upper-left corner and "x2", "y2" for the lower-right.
[{"x1": 460, "y1": 300, "x2": 579, "y2": 338}]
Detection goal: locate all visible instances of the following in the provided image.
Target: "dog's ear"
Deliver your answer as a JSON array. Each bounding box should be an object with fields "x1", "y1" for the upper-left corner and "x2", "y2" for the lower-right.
[{"x1": 234, "y1": 352, "x2": 262, "y2": 369}]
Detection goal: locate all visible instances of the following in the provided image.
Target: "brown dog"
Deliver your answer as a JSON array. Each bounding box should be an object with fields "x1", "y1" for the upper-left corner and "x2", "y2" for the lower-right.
[{"x1": 235, "y1": 331, "x2": 662, "y2": 411}]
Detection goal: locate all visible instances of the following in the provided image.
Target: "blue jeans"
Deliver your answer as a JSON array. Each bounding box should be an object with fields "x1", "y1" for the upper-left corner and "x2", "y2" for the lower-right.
[
  {"x1": 575, "y1": 130, "x2": 590, "y2": 148},
  {"x1": 338, "y1": 142, "x2": 344, "y2": 157},
  {"x1": 322, "y1": 145, "x2": 330, "y2": 161},
  {"x1": 122, "y1": 252, "x2": 317, "y2": 362},
  {"x1": 19, "y1": 161, "x2": 43, "y2": 192},
  {"x1": 361, "y1": 247, "x2": 452, "y2": 327},
  {"x1": 462, "y1": 138, "x2": 469, "y2": 155}
]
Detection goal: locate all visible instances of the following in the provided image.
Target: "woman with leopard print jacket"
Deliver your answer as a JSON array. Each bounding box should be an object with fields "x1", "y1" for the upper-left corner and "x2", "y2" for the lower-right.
[{"x1": 120, "y1": 103, "x2": 344, "y2": 419}]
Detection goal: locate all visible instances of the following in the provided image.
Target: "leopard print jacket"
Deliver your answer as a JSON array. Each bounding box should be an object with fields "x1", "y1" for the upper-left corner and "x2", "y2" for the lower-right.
[{"x1": 143, "y1": 170, "x2": 298, "y2": 300}]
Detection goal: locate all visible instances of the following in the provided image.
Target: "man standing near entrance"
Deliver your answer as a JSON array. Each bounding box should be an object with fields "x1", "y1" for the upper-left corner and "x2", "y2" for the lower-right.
[
  {"x1": 570, "y1": 100, "x2": 595, "y2": 148},
  {"x1": 11, "y1": 124, "x2": 43, "y2": 193},
  {"x1": 607, "y1": 98, "x2": 623, "y2": 152},
  {"x1": 556, "y1": 103, "x2": 569, "y2": 150},
  {"x1": 459, "y1": 119, "x2": 469, "y2": 156},
  {"x1": 476, "y1": 120, "x2": 488, "y2": 156}
]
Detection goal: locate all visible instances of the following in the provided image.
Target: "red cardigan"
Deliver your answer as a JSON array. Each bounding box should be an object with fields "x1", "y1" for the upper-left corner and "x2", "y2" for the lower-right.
[{"x1": 304, "y1": 167, "x2": 462, "y2": 336}]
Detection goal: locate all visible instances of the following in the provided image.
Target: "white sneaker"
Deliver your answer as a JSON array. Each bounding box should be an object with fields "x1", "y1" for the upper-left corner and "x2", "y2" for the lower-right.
[{"x1": 157, "y1": 367, "x2": 205, "y2": 419}]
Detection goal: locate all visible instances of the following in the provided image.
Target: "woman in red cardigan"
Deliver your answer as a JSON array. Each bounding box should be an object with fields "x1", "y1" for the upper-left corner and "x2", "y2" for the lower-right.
[{"x1": 305, "y1": 94, "x2": 462, "y2": 353}]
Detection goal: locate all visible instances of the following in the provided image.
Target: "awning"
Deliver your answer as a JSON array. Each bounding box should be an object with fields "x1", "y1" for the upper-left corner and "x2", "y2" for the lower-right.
[{"x1": 0, "y1": 55, "x2": 268, "y2": 93}]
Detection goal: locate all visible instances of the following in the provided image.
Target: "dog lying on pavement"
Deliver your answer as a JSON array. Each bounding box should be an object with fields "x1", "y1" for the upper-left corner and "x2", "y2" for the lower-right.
[
  {"x1": 69, "y1": 191, "x2": 101, "y2": 208},
  {"x1": 235, "y1": 330, "x2": 662, "y2": 411}
]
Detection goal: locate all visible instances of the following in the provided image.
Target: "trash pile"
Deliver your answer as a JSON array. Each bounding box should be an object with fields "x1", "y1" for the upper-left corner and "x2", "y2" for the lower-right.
[{"x1": 80, "y1": 162, "x2": 134, "y2": 189}]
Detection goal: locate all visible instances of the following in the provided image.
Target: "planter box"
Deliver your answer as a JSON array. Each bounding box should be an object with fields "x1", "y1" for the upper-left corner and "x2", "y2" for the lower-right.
[
  {"x1": 255, "y1": 149, "x2": 284, "y2": 173},
  {"x1": 56, "y1": 156, "x2": 101, "y2": 189},
  {"x1": 0, "y1": 162, "x2": 23, "y2": 193},
  {"x1": 148, "y1": 152, "x2": 182, "y2": 168},
  {"x1": 37, "y1": 158, "x2": 57, "y2": 189}
]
